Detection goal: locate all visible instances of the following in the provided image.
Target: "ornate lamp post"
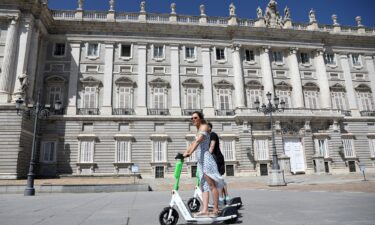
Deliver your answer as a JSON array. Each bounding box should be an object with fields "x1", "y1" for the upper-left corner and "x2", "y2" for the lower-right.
[
  {"x1": 15, "y1": 90, "x2": 62, "y2": 196},
  {"x1": 255, "y1": 92, "x2": 287, "y2": 186}
]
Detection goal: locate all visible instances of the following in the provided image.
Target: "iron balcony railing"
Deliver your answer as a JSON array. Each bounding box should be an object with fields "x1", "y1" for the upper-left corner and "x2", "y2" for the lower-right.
[
  {"x1": 341, "y1": 110, "x2": 352, "y2": 116},
  {"x1": 183, "y1": 109, "x2": 202, "y2": 116},
  {"x1": 148, "y1": 108, "x2": 169, "y2": 115},
  {"x1": 215, "y1": 109, "x2": 235, "y2": 116},
  {"x1": 77, "y1": 108, "x2": 100, "y2": 115},
  {"x1": 113, "y1": 108, "x2": 135, "y2": 115},
  {"x1": 360, "y1": 111, "x2": 375, "y2": 117}
]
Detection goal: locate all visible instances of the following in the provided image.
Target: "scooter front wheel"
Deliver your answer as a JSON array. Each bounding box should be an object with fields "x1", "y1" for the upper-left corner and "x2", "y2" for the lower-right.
[
  {"x1": 222, "y1": 206, "x2": 239, "y2": 224},
  {"x1": 159, "y1": 207, "x2": 179, "y2": 225},
  {"x1": 187, "y1": 197, "x2": 201, "y2": 212}
]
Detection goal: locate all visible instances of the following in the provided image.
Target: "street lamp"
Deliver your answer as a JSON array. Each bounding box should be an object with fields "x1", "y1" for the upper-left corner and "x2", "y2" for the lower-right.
[
  {"x1": 255, "y1": 92, "x2": 287, "y2": 186},
  {"x1": 15, "y1": 90, "x2": 62, "y2": 196}
]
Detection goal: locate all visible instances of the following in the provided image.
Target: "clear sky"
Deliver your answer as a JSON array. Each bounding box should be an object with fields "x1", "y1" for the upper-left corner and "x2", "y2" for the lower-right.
[{"x1": 49, "y1": 0, "x2": 375, "y2": 27}]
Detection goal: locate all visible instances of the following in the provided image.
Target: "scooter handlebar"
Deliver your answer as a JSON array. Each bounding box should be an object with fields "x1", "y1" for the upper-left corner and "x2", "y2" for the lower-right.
[{"x1": 175, "y1": 153, "x2": 185, "y2": 160}]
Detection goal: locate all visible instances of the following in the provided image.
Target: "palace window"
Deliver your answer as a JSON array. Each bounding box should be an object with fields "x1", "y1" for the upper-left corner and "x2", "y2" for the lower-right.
[
  {"x1": 48, "y1": 86, "x2": 62, "y2": 108},
  {"x1": 342, "y1": 138, "x2": 355, "y2": 158},
  {"x1": 272, "y1": 51, "x2": 283, "y2": 63},
  {"x1": 116, "y1": 140, "x2": 131, "y2": 163},
  {"x1": 186, "y1": 139, "x2": 197, "y2": 162},
  {"x1": 247, "y1": 89, "x2": 263, "y2": 108},
  {"x1": 185, "y1": 47, "x2": 196, "y2": 60},
  {"x1": 351, "y1": 54, "x2": 361, "y2": 66},
  {"x1": 304, "y1": 90, "x2": 319, "y2": 109},
  {"x1": 82, "y1": 86, "x2": 98, "y2": 108},
  {"x1": 276, "y1": 90, "x2": 291, "y2": 108},
  {"x1": 315, "y1": 138, "x2": 329, "y2": 158},
  {"x1": 216, "y1": 48, "x2": 226, "y2": 60},
  {"x1": 245, "y1": 50, "x2": 255, "y2": 62},
  {"x1": 152, "y1": 88, "x2": 167, "y2": 109},
  {"x1": 53, "y1": 43, "x2": 66, "y2": 57},
  {"x1": 324, "y1": 53, "x2": 336, "y2": 65},
  {"x1": 185, "y1": 88, "x2": 200, "y2": 109},
  {"x1": 368, "y1": 138, "x2": 375, "y2": 157},
  {"x1": 117, "y1": 87, "x2": 133, "y2": 109},
  {"x1": 153, "y1": 140, "x2": 167, "y2": 162},
  {"x1": 357, "y1": 92, "x2": 373, "y2": 111},
  {"x1": 40, "y1": 141, "x2": 56, "y2": 163},
  {"x1": 300, "y1": 52, "x2": 310, "y2": 64},
  {"x1": 254, "y1": 139, "x2": 269, "y2": 161},
  {"x1": 217, "y1": 89, "x2": 232, "y2": 110},
  {"x1": 153, "y1": 45, "x2": 164, "y2": 59},
  {"x1": 331, "y1": 91, "x2": 347, "y2": 110},
  {"x1": 120, "y1": 44, "x2": 132, "y2": 59},
  {"x1": 79, "y1": 140, "x2": 95, "y2": 163},
  {"x1": 86, "y1": 43, "x2": 99, "y2": 57},
  {"x1": 221, "y1": 140, "x2": 235, "y2": 161}
]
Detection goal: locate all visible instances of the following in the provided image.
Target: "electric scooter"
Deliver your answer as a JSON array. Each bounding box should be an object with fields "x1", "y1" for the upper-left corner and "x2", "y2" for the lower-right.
[{"x1": 159, "y1": 153, "x2": 238, "y2": 225}]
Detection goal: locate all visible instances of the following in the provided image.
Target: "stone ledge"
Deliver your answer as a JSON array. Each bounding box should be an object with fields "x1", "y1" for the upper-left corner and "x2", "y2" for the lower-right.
[{"x1": 0, "y1": 183, "x2": 151, "y2": 194}]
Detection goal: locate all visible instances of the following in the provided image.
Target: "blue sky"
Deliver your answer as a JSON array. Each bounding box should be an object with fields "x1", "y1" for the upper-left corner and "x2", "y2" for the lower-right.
[{"x1": 49, "y1": 0, "x2": 375, "y2": 27}]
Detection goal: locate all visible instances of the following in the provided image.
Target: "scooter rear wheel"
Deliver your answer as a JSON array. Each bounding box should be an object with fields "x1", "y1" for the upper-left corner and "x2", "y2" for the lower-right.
[
  {"x1": 159, "y1": 207, "x2": 179, "y2": 225},
  {"x1": 187, "y1": 197, "x2": 201, "y2": 212}
]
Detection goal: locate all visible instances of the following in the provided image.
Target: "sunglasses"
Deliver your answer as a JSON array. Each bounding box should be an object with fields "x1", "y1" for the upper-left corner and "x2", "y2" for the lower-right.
[{"x1": 191, "y1": 117, "x2": 199, "y2": 120}]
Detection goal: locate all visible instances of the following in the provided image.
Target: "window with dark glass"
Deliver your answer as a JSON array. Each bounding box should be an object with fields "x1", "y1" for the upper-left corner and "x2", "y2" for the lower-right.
[
  {"x1": 216, "y1": 48, "x2": 225, "y2": 60},
  {"x1": 121, "y1": 45, "x2": 131, "y2": 57},
  {"x1": 54, "y1": 43, "x2": 66, "y2": 56},
  {"x1": 300, "y1": 53, "x2": 310, "y2": 64},
  {"x1": 245, "y1": 50, "x2": 255, "y2": 61}
]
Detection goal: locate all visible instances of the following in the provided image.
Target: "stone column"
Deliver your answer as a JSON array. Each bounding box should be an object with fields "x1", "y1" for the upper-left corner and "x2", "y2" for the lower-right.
[
  {"x1": 0, "y1": 17, "x2": 19, "y2": 103},
  {"x1": 232, "y1": 44, "x2": 245, "y2": 108},
  {"x1": 170, "y1": 44, "x2": 181, "y2": 115},
  {"x1": 287, "y1": 48, "x2": 304, "y2": 108},
  {"x1": 25, "y1": 27, "x2": 41, "y2": 102},
  {"x1": 314, "y1": 49, "x2": 331, "y2": 109},
  {"x1": 66, "y1": 42, "x2": 81, "y2": 115},
  {"x1": 136, "y1": 43, "x2": 147, "y2": 115},
  {"x1": 201, "y1": 45, "x2": 214, "y2": 116},
  {"x1": 12, "y1": 18, "x2": 34, "y2": 102},
  {"x1": 101, "y1": 42, "x2": 114, "y2": 115},
  {"x1": 365, "y1": 55, "x2": 375, "y2": 102},
  {"x1": 340, "y1": 53, "x2": 359, "y2": 116},
  {"x1": 260, "y1": 46, "x2": 274, "y2": 99}
]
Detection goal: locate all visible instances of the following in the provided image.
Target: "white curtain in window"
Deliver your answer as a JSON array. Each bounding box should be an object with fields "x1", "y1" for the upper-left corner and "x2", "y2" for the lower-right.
[
  {"x1": 49, "y1": 86, "x2": 62, "y2": 106},
  {"x1": 83, "y1": 87, "x2": 97, "y2": 108},
  {"x1": 88, "y1": 44, "x2": 98, "y2": 56},
  {"x1": 80, "y1": 141, "x2": 94, "y2": 163},
  {"x1": 255, "y1": 139, "x2": 268, "y2": 160},
  {"x1": 153, "y1": 141, "x2": 166, "y2": 162},
  {"x1": 118, "y1": 87, "x2": 132, "y2": 108},
  {"x1": 318, "y1": 139, "x2": 329, "y2": 158},
  {"x1": 186, "y1": 88, "x2": 199, "y2": 109},
  {"x1": 276, "y1": 90, "x2": 291, "y2": 108},
  {"x1": 222, "y1": 140, "x2": 235, "y2": 161},
  {"x1": 153, "y1": 88, "x2": 166, "y2": 109},
  {"x1": 117, "y1": 141, "x2": 131, "y2": 163},
  {"x1": 218, "y1": 89, "x2": 231, "y2": 110},
  {"x1": 342, "y1": 139, "x2": 355, "y2": 157},
  {"x1": 357, "y1": 92, "x2": 373, "y2": 111},
  {"x1": 331, "y1": 92, "x2": 346, "y2": 110},
  {"x1": 247, "y1": 89, "x2": 262, "y2": 108},
  {"x1": 42, "y1": 142, "x2": 55, "y2": 162},
  {"x1": 304, "y1": 91, "x2": 319, "y2": 109}
]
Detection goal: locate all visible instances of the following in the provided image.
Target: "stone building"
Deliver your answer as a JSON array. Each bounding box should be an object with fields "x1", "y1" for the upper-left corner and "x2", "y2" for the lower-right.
[{"x1": 0, "y1": 0, "x2": 375, "y2": 179}]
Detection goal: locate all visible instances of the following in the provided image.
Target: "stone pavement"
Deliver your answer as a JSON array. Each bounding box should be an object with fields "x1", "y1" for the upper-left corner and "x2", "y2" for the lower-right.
[{"x1": 1, "y1": 172, "x2": 375, "y2": 194}]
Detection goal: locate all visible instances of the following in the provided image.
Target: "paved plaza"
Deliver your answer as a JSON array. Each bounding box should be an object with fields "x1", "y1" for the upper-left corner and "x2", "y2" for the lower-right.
[{"x1": 1, "y1": 173, "x2": 375, "y2": 225}]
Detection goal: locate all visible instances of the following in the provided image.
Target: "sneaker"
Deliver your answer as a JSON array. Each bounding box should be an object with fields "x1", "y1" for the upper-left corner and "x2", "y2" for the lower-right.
[
  {"x1": 225, "y1": 196, "x2": 231, "y2": 201},
  {"x1": 219, "y1": 197, "x2": 224, "y2": 205}
]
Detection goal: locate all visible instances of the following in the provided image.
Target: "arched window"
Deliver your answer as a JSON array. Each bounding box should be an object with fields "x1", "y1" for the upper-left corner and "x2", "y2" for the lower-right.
[{"x1": 303, "y1": 82, "x2": 320, "y2": 109}]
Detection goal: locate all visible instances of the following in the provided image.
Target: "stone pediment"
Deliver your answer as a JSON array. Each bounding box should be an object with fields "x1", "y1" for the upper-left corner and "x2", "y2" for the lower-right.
[
  {"x1": 275, "y1": 81, "x2": 292, "y2": 90},
  {"x1": 330, "y1": 83, "x2": 346, "y2": 92},
  {"x1": 182, "y1": 78, "x2": 202, "y2": 88},
  {"x1": 355, "y1": 83, "x2": 371, "y2": 92},
  {"x1": 45, "y1": 75, "x2": 66, "y2": 83},
  {"x1": 80, "y1": 76, "x2": 102, "y2": 85},
  {"x1": 148, "y1": 78, "x2": 170, "y2": 87},
  {"x1": 303, "y1": 82, "x2": 319, "y2": 90},
  {"x1": 115, "y1": 77, "x2": 137, "y2": 87},
  {"x1": 245, "y1": 80, "x2": 263, "y2": 89},
  {"x1": 214, "y1": 80, "x2": 234, "y2": 89}
]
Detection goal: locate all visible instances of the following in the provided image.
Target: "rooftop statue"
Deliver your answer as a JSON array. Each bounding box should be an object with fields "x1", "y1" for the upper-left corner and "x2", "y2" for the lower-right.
[
  {"x1": 77, "y1": 0, "x2": 83, "y2": 10},
  {"x1": 309, "y1": 9, "x2": 317, "y2": 23},
  {"x1": 229, "y1": 3, "x2": 236, "y2": 16},
  {"x1": 200, "y1": 4, "x2": 206, "y2": 16},
  {"x1": 171, "y1": 3, "x2": 176, "y2": 14},
  {"x1": 265, "y1": 0, "x2": 282, "y2": 28},
  {"x1": 256, "y1": 6, "x2": 263, "y2": 18},
  {"x1": 109, "y1": 0, "x2": 115, "y2": 11},
  {"x1": 284, "y1": 6, "x2": 290, "y2": 20}
]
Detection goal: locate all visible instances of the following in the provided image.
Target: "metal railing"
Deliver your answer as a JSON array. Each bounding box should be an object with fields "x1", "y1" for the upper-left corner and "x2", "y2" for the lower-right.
[
  {"x1": 116, "y1": 12, "x2": 139, "y2": 21},
  {"x1": 146, "y1": 13, "x2": 169, "y2": 22},
  {"x1": 113, "y1": 108, "x2": 135, "y2": 115},
  {"x1": 83, "y1": 11, "x2": 107, "y2": 20},
  {"x1": 341, "y1": 110, "x2": 352, "y2": 116},
  {"x1": 215, "y1": 109, "x2": 235, "y2": 116},
  {"x1": 360, "y1": 111, "x2": 375, "y2": 117},
  {"x1": 177, "y1": 15, "x2": 200, "y2": 24},
  {"x1": 51, "y1": 10, "x2": 75, "y2": 20},
  {"x1": 77, "y1": 108, "x2": 100, "y2": 115},
  {"x1": 183, "y1": 109, "x2": 202, "y2": 116},
  {"x1": 148, "y1": 108, "x2": 169, "y2": 115}
]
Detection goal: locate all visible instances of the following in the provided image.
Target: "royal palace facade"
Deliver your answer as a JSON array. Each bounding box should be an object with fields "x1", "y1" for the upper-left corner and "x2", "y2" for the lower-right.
[{"x1": 0, "y1": 0, "x2": 375, "y2": 179}]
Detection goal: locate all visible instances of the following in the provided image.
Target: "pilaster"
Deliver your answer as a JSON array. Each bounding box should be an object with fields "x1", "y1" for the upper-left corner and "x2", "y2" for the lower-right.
[
  {"x1": 25, "y1": 26, "x2": 40, "y2": 103},
  {"x1": 135, "y1": 43, "x2": 147, "y2": 115},
  {"x1": 12, "y1": 17, "x2": 34, "y2": 102},
  {"x1": 314, "y1": 49, "x2": 331, "y2": 109},
  {"x1": 259, "y1": 46, "x2": 274, "y2": 100},
  {"x1": 287, "y1": 48, "x2": 304, "y2": 108},
  {"x1": 364, "y1": 55, "x2": 375, "y2": 104},
  {"x1": 339, "y1": 53, "x2": 360, "y2": 116},
  {"x1": 170, "y1": 44, "x2": 181, "y2": 115},
  {"x1": 0, "y1": 17, "x2": 19, "y2": 103},
  {"x1": 232, "y1": 44, "x2": 245, "y2": 108},
  {"x1": 201, "y1": 45, "x2": 214, "y2": 116},
  {"x1": 101, "y1": 43, "x2": 114, "y2": 115},
  {"x1": 66, "y1": 42, "x2": 81, "y2": 115}
]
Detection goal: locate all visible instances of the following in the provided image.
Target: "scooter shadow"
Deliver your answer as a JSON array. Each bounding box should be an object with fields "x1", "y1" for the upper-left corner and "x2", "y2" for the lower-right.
[{"x1": 182, "y1": 212, "x2": 244, "y2": 225}]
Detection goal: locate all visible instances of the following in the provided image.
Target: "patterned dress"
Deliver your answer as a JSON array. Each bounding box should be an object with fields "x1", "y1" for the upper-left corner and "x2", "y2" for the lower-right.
[{"x1": 195, "y1": 131, "x2": 226, "y2": 192}]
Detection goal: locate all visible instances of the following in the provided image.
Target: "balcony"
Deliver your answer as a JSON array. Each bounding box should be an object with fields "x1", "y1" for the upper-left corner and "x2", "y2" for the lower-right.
[
  {"x1": 360, "y1": 111, "x2": 375, "y2": 117},
  {"x1": 183, "y1": 109, "x2": 202, "y2": 116},
  {"x1": 77, "y1": 108, "x2": 100, "y2": 115},
  {"x1": 341, "y1": 110, "x2": 352, "y2": 116},
  {"x1": 51, "y1": 107, "x2": 66, "y2": 115},
  {"x1": 148, "y1": 108, "x2": 169, "y2": 115},
  {"x1": 215, "y1": 109, "x2": 235, "y2": 116},
  {"x1": 113, "y1": 108, "x2": 134, "y2": 115}
]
